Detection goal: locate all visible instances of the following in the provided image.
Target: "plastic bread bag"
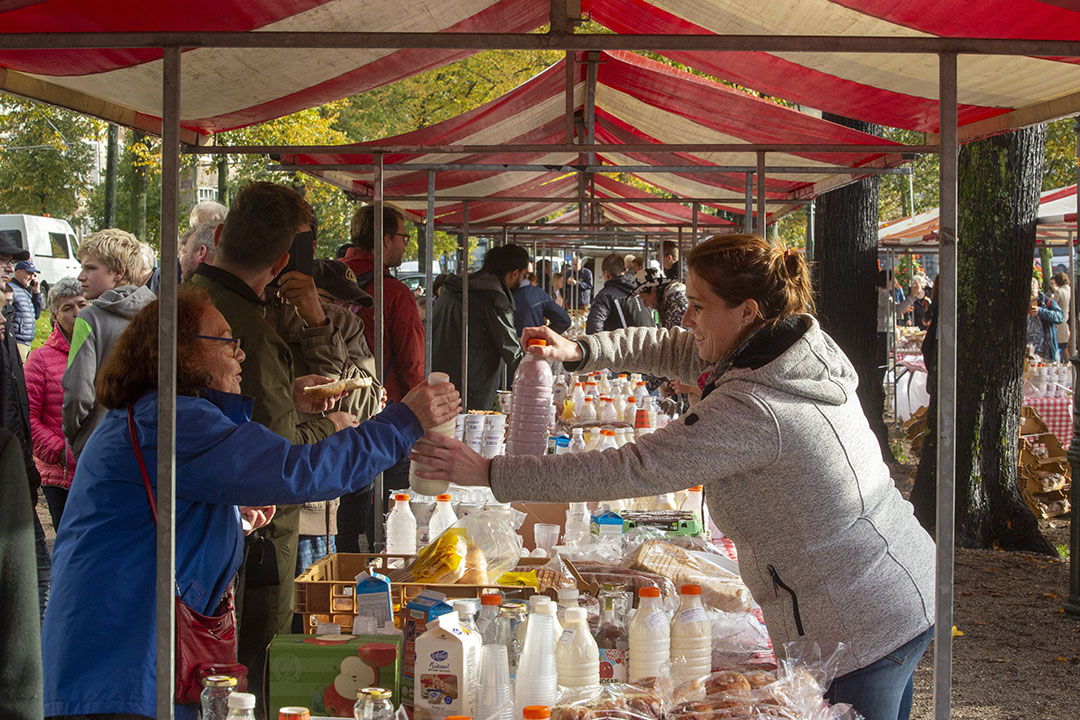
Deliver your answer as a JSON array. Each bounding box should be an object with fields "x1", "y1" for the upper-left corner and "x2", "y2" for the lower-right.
[
  {"x1": 458, "y1": 504, "x2": 525, "y2": 583},
  {"x1": 709, "y1": 608, "x2": 775, "y2": 670},
  {"x1": 627, "y1": 536, "x2": 753, "y2": 614},
  {"x1": 551, "y1": 681, "x2": 667, "y2": 720}
]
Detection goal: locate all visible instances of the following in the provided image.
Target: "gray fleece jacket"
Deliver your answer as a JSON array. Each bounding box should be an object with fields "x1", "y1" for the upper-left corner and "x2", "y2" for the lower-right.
[
  {"x1": 490, "y1": 316, "x2": 935, "y2": 676},
  {"x1": 62, "y1": 284, "x2": 157, "y2": 459}
]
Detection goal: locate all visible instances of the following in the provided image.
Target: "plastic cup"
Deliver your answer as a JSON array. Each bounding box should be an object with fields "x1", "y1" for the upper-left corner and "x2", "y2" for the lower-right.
[
  {"x1": 465, "y1": 415, "x2": 487, "y2": 432},
  {"x1": 476, "y1": 645, "x2": 514, "y2": 720},
  {"x1": 533, "y1": 524, "x2": 560, "y2": 553}
]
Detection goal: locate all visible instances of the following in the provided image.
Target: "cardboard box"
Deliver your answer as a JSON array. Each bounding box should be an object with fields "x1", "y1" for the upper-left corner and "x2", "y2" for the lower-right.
[
  {"x1": 267, "y1": 633, "x2": 401, "y2": 719},
  {"x1": 402, "y1": 590, "x2": 454, "y2": 710}
]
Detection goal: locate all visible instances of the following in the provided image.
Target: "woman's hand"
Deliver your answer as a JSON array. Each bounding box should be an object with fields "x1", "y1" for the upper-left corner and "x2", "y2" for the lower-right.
[
  {"x1": 239, "y1": 505, "x2": 276, "y2": 534},
  {"x1": 293, "y1": 374, "x2": 346, "y2": 414},
  {"x1": 520, "y1": 326, "x2": 583, "y2": 363},
  {"x1": 401, "y1": 379, "x2": 461, "y2": 430},
  {"x1": 410, "y1": 432, "x2": 490, "y2": 487}
]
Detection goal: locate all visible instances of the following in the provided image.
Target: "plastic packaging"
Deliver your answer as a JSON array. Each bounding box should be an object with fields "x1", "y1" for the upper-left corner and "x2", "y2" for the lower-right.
[
  {"x1": 515, "y1": 609, "x2": 558, "y2": 716},
  {"x1": 598, "y1": 397, "x2": 618, "y2": 423},
  {"x1": 568, "y1": 429, "x2": 587, "y2": 454},
  {"x1": 556, "y1": 607, "x2": 600, "y2": 688},
  {"x1": 628, "y1": 587, "x2": 670, "y2": 682},
  {"x1": 429, "y1": 494, "x2": 458, "y2": 543},
  {"x1": 225, "y1": 692, "x2": 256, "y2": 720},
  {"x1": 455, "y1": 598, "x2": 479, "y2": 632},
  {"x1": 670, "y1": 585, "x2": 711, "y2": 680},
  {"x1": 556, "y1": 587, "x2": 579, "y2": 622},
  {"x1": 598, "y1": 430, "x2": 618, "y2": 451},
  {"x1": 578, "y1": 396, "x2": 597, "y2": 422},
  {"x1": 507, "y1": 339, "x2": 555, "y2": 456},
  {"x1": 477, "y1": 593, "x2": 502, "y2": 643},
  {"x1": 550, "y1": 683, "x2": 665, "y2": 720},
  {"x1": 409, "y1": 372, "x2": 455, "y2": 496},
  {"x1": 563, "y1": 503, "x2": 591, "y2": 546},
  {"x1": 475, "y1": 644, "x2": 514, "y2": 720},
  {"x1": 386, "y1": 494, "x2": 417, "y2": 558}
]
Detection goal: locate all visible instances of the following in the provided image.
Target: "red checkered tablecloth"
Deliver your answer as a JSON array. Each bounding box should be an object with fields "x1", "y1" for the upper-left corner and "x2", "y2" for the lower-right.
[{"x1": 1023, "y1": 395, "x2": 1073, "y2": 448}]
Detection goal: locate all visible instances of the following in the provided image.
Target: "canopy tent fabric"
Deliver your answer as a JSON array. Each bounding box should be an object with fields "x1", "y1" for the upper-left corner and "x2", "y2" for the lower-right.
[
  {"x1": 284, "y1": 50, "x2": 906, "y2": 228},
  {"x1": 880, "y1": 185, "x2": 1079, "y2": 246},
  {"x1": 588, "y1": 0, "x2": 1080, "y2": 141},
  {"x1": 0, "y1": 0, "x2": 547, "y2": 141}
]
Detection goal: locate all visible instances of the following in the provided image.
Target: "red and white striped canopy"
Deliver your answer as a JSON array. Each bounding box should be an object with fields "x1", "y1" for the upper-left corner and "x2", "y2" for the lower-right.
[
  {"x1": 284, "y1": 51, "x2": 905, "y2": 228},
  {"x1": 2, "y1": 1, "x2": 1080, "y2": 144}
]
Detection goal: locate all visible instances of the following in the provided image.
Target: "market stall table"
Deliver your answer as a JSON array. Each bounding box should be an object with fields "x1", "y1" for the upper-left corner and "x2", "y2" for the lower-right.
[{"x1": 1023, "y1": 395, "x2": 1073, "y2": 449}]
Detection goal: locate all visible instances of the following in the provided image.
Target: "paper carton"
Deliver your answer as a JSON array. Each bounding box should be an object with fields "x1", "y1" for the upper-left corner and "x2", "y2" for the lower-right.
[
  {"x1": 412, "y1": 613, "x2": 482, "y2": 720},
  {"x1": 267, "y1": 633, "x2": 401, "y2": 718},
  {"x1": 403, "y1": 589, "x2": 455, "y2": 710},
  {"x1": 354, "y1": 570, "x2": 393, "y2": 630}
]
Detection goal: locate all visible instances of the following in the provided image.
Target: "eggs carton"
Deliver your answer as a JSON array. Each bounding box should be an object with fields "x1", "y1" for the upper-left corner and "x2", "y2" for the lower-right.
[{"x1": 412, "y1": 612, "x2": 482, "y2": 720}]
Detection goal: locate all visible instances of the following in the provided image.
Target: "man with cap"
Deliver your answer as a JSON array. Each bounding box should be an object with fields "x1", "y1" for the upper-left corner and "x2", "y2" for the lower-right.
[{"x1": 9, "y1": 259, "x2": 43, "y2": 361}]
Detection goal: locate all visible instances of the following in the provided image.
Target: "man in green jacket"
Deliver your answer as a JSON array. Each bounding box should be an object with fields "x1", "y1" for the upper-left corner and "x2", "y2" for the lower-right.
[
  {"x1": 431, "y1": 244, "x2": 529, "y2": 410},
  {"x1": 189, "y1": 182, "x2": 357, "y2": 697}
]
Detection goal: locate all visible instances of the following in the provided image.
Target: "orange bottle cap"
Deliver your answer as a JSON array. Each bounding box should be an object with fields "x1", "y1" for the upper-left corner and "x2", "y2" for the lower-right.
[
  {"x1": 437, "y1": 494, "x2": 452, "y2": 501},
  {"x1": 690, "y1": 486, "x2": 703, "y2": 491},
  {"x1": 680, "y1": 584, "x2": 702, "y2": 595},
  {"x1": 527, "y1": 338, "x2": 548, "y2": 347},
  {"x1": 394, "y1": 493, "x2": 410, "y2": 501},
  {"x1": 639, "y1": 587, "x2": 660, "y2": 597},
  {"x1": 523, "y1": 708, "x2": 551, "y2": 720},
  {"x1": 584, "y1": 396, "x2": 593, "y2": 402},
  {"x1": 481, "y1": 593, "x2": 502, "y2": 606}
]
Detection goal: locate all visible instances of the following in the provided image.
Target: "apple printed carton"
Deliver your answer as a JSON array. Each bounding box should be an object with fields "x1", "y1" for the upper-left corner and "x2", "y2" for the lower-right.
[
  {"x1": 403, "y1": 590, "x2": 454, "y2": 711},
  {"x1": 413, "y1": 612, "x2": 482, "y2": 720},
  {"x1": 267, "y1": 633, "x2": 401, "y2": 718}
]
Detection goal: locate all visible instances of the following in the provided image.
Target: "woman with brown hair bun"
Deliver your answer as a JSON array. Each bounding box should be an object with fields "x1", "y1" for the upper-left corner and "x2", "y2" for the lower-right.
[
  {"x1": 413, "y1": 234, "x2": 935, "y2": 720},
  {"x1": 41, "y1": 286, "x2": 459, "y2": 720}
]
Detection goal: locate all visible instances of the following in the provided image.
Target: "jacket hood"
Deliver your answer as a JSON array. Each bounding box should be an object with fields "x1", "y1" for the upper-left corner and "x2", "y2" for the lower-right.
[
  {"x1": 441, "y1": 271, "x2": 512, "y2": 305},
  {"x1": 603, "y1": 273, "x2": 639, "y2": 295},
  {"x1": 720, "y1": 315, "x2": 856, "y2": 407},
  {"x1": 90, "y1": 284, "x2": 157, "y2": 319}
]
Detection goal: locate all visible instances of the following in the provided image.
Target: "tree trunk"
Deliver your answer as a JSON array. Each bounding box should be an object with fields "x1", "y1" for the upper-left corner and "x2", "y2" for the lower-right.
[
  {"x1": 814, "y1": 113, "x2": 891, "y2": 459},
  {"x1": 217, "y1": 155, "x2": 228, "y2": 205},
  {"x1": 104, "y1": 124, "x2": 118, "y2": 227},
  {"x1": 912, "y1": 125, "x2": 1056, "y2": 555}
]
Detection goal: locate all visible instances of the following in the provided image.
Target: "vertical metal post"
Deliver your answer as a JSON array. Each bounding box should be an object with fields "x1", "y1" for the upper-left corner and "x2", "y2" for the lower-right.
[
  {"x1": 424, "y1": 171, "x2": 435, "y2": 375},
  {"x1": 461, "y1": 203, "x2": 470, "y2": 408},
  {"x1": 934, "y1": 51, "x2": 959, "y2": 720},
  {"x1": 756, "y1": 152, "x2": 767, "y2": 236},
  {"x1": 689, "y1": 203, "x2": 699, "y2": 280},
  {"x1": 1066, "y1": 117, "x2": 1080, "y2": 617},
  {"x1": 642, "y1": 235, "x2": 650, "y2": 269},
  {"x1": 156, "y1": 45, "x2": 181, "y2": 720},
  {"x1": 372, "y1": 153, "x2": 385, "y2": 548},
  {"x1": 806, "y1": 200, "x2": 816, "y2": 261},
  {"x1": 744, "y1": 172, "x2": 754, "y2": 234}
]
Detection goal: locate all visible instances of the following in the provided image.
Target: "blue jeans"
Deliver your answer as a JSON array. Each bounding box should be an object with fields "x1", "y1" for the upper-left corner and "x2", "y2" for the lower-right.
[
  {"x1": 34, "y1": 504, "x2": 51, "y2": 620},
  {"x1": 826, "y1": 626, "x2": 934, "y2": 720},
  {"x1": 295, "y1": 534, "x2": 336, "y2": 577}
]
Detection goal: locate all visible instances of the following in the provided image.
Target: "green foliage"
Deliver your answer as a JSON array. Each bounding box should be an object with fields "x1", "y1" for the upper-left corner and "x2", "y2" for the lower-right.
[
  {"x1": 879, "y1": 127, "x2": 939, "y2": 223},
  {"x1": 894, "y1": 254, "x2": 925, "y2": 290},
  {"x1": 0, "y1": 94, "x2": 104, "y2": 221},
  {"x1": 1043, "y1": 117, "x2": 1076, "y2": 191},
  {"x1": 31, "y1": 312, "x2": 52, "y2": 350}
]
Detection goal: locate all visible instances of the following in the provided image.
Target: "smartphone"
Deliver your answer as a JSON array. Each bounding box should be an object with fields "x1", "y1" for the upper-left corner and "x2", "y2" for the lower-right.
[{"x1": 285, "y1": 229, "x2": 316, "y2": 276}]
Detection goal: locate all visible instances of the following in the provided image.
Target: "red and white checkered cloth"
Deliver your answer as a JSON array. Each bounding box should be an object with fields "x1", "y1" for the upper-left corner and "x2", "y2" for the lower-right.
[{"x1": 1023, "y1": 395, "x2": 1073, "y2": 448}]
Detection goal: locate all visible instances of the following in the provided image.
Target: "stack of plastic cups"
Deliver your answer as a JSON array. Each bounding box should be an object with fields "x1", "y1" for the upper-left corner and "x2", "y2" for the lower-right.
[
  {"x1": 483, "y1": 414, "x2": 507, "y2": 459},
  {"x1": 515, "y1": 611, "x2": 557, "y2": 717},
  {"x1": 476, "y1": 644, "x2": 514, "y2": 720},
  {"x1": 454, "y1": 414, "x2": 466, "y2": 441},
  {"x1": 464, "y1": 414, "x2": 486, "y2": 453}
]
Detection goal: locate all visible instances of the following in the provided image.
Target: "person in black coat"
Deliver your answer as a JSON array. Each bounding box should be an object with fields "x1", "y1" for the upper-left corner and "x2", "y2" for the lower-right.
[{"x1": 586, "y1": 253, "x2": 655, "y2": 334}]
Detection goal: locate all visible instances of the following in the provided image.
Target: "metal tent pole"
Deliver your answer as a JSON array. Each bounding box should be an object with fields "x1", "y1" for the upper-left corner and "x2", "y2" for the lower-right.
[
  {"x1": 689, "y1": 202, "x2": 699, "y2": 279},
  {"x1": 373, "y1": 153, "x2": 386, "y2": 548},
  {"x1": 756, "y1": 152, "x2": 767, "y2": 236},
  {"x1": 744, "y1": 173, "x2": 753, "y2": 234},
  {"x1": 461, "y1": 203, "x2": 470, "y2": 408},
  {"x1": 934, "y1": 51, "x2": 959, "y2": 720},
  {"x1": 156, "y1": 45, "x2": 181, "y2": 720},
  {"x1": 806, "y1": 200, "x2": 816, "y2": 261},
  {"x1": 1066, "y1": 117, "x2": 1080, "y2": 617},
  {"x1": 424, "y1": 170, "x2": 435, "y2": 375}
]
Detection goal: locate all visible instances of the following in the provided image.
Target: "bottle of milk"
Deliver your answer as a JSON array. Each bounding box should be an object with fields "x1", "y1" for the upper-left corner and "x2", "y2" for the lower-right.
[
  {"x1": 556, "y1": 607, "x2": 600, "y2": 688},
  {"x1": 670, "y1": 584, "x2": 711, "y2": 680},
  {"x1": 409, "y1": 372, "x2": 456, "y2": 496},
  {"x1": 628, "y1": 587, "x2": 670, "y2": 682}
]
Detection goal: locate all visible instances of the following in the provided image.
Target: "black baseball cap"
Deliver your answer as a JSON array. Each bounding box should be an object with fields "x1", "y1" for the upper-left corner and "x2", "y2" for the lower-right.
[
  {"x1": 312, "y1": 259, "x2": 374, "y2": 307},
  {"x1": 0, "y1": 238, "x2": 30, "y2": 261}
]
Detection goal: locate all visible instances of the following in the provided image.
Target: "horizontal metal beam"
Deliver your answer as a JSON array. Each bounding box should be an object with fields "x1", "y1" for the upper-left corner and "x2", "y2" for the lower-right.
[
  {"x1": 380, "y1": 194, "x2": 810, "y2": 205},
  {"x1": 3, "y1": 32, "x2": 1080, "y2": 56},
  {"x1": 272, "y1": 163, "x2": 911, "y2": 175},
  {"x1": 187, "y1": 142, "x2": 932, "y2": 155}
]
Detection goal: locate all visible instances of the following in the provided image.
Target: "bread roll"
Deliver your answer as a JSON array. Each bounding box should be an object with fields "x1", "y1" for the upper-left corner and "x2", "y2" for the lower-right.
[{"x1": 302, "y1": 376, "x2": 374, "y2": 399}]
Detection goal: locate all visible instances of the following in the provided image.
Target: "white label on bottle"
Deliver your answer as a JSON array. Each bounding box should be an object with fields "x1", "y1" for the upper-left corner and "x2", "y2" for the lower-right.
[
  {"x1": 645, "y1": 612, "x2": 667, "y2": 630},
  {"x1": 677, "y1": 607, "x2": 707, "y2": 625},
  {"x1": 559, "y1": 628, "x2": 576, "y2": 645}
]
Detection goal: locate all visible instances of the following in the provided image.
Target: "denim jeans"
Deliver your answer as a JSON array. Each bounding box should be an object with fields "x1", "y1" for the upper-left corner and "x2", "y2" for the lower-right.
[
  {"x1": 826, "y1": 626, "x2": 934, "y2": 720},
  {"x1": 295, "y1": 534, "x2": 336, "y2": 577},
  {"x1": 33, "y1": 504, "x2": 51, "y2": 620},
  {"x1": 42, "y1": 484, "x2": 69, "y2": 530}
]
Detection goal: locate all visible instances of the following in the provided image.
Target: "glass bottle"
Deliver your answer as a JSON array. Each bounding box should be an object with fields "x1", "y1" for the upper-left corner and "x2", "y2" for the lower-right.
[
  {"x1": 200, "y1": 674, "x2": 237, "y2": 720},
  {"x1": 593, "y1": 596, "x2": 629, "y2": 684},
  {"x1": 354, "y1": 687, "x2": 395, "y2": 720},
  {"x1": 496, "y1": 602, "x2": 527, "y2": 680}
]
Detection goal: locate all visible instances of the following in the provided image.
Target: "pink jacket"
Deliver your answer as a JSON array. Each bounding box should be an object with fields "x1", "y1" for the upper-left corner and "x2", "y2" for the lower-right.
[{"x1": 25, "y1": 326, "x2": 77, "y2": 488}]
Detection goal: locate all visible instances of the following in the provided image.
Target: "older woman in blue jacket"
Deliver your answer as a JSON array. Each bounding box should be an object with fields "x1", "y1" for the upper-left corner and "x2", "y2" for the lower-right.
[{"x1": 41, "y1": 286, "x2": 459, "y2": 720}]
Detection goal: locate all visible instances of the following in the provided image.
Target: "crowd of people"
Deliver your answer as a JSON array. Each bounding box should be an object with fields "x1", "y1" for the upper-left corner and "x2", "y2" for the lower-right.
[{"x1": 0, "y1": 183, "x2": 946, "y2": 720}]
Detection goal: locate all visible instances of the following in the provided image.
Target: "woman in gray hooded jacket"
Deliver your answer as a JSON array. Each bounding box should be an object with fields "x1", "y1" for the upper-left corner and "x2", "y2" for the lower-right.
[{"x1": 413, "y1": 234, "x2": 936, "y2": 720}]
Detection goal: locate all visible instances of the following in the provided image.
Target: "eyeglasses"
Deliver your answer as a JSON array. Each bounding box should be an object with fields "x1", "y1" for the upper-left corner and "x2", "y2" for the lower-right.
[
  {"x1": 194, "y1": 334, "x2": 242, "y2": 359},
  {"x1": 387, "y1": 232, "x2": 409, "y2": 241}
]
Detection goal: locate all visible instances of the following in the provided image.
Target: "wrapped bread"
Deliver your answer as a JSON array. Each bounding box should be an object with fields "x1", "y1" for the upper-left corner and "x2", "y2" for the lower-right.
[
  {"x1": 632, "y1": 540, "x2": 753, "y2": 613},
  {"x1": 459, "y1": 545, "x2": 490, "y2": 584},
  {"x1": 412, "y1": 531, "x2": 468, "y2": 583}
]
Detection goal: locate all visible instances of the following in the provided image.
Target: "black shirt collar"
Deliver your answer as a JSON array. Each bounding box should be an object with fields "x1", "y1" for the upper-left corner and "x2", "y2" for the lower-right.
[{"x1": 193, "y1": 263, "x2": 267, "y2": 306}]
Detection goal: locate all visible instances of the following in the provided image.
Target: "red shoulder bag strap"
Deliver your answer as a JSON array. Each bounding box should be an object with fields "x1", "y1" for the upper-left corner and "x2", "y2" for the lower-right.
[{"x1": 128, "y1": 403, "x2": 158, "y2": 524}]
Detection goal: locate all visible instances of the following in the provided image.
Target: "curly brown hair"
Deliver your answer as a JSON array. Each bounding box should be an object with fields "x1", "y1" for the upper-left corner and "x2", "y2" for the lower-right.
[{"x1": 95, "y1": 286, "x2": 217, "y2": 409}]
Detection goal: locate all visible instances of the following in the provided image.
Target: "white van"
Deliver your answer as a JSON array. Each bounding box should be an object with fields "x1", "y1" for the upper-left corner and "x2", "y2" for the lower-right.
[{"x1": 0, "y1": 214, "x2": 83, "y2": 293}]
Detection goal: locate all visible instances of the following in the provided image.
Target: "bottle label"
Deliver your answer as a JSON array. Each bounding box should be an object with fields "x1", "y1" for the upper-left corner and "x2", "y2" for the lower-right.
[
  {"x1": 559, "y1": 628, "x2": 576, "y2": 645},
  {"x1": 676, "y1": 607, "x2": 707, "y2": 625},
  {"x1": 645, "y1": 612, "x2": 667, "y2": 631},
  {"x1": 598, "y1": 648, "x2": 628, "y2": 684}
]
